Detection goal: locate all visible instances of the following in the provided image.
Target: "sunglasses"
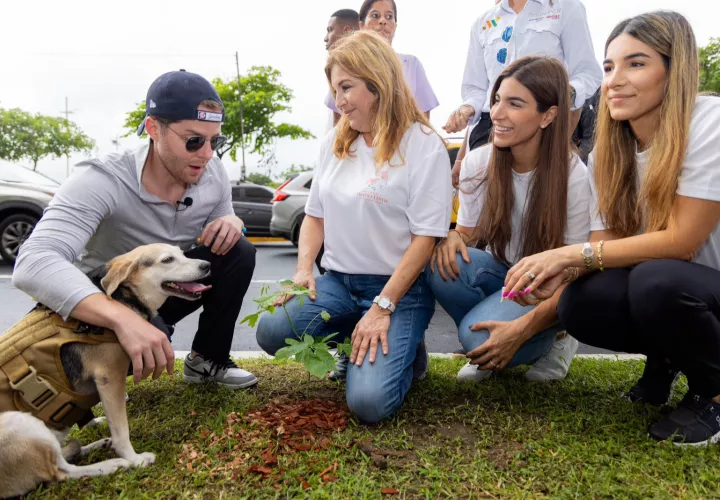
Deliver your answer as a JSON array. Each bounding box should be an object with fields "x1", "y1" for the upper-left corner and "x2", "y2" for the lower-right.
[{"x1": 167, "y1": 126, "x2": 228, "y2": 153}]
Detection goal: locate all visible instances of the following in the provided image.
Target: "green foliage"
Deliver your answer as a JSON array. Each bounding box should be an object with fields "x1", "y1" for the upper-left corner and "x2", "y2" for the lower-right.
[
  {"x1": 123, "y1": 66, "x2": 314, "y2": 160},
  {"x1": 277, "y1": 163, "x2": 313, "y2": 181},
  {"x1": 245, "y1": 173, "x2": 274, "y2": 186},
  {"x1": 0, "y1": 108, "x2": 95, "y2": 170},
  {"x1": 700, "y1": 38, "x2": 720, "y2": 94},
  {"x1": 241, "y1": 281, "x2": 352, "y2": 379}
]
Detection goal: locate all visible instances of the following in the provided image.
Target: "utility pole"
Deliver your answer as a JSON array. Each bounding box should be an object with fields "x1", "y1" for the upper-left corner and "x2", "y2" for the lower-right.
[
  {"x1": 59, "y1": 97, "x2": 75, "y2": 177},
  {"x1": 234, "y1": 51, "x2": 247, "y2": 181},
  {"x1": 111, "y1": 136, "x2": 120, "y2": 151}
]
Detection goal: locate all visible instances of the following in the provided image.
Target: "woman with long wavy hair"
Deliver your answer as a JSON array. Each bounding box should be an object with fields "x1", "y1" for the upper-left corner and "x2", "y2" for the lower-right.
[
  {"x1": 428, "y1": 56, "x2": 590, "y2": 383},
  {"x1": 503, "y1": 11, "x2": 720, "y2": 446},
  {"x1": 256, "y1": 31, "x2": 451, "y2": 424}
]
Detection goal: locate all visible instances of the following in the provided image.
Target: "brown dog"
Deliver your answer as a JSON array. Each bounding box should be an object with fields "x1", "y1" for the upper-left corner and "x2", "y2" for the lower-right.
[{"x1": 0, "y1": 244, "x2": 211, "y2": 498}]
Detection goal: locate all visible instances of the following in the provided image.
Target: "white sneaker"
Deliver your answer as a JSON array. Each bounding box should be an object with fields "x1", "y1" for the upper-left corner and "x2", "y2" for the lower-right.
[
  {"x1": 457, "y1": 361, "x2": 493, "y2": 383},
  {"x1": 524, "y1": 332, "x2": 578, "y2": 382},
  {"x1": 184, "y1": 354, "x2": 258, "y2": 389}
]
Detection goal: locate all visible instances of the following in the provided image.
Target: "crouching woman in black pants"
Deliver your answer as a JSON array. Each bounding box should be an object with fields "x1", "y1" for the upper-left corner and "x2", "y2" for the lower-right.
[{"x1": 501, "y1": 11, "x2": 720, "y2": 446}]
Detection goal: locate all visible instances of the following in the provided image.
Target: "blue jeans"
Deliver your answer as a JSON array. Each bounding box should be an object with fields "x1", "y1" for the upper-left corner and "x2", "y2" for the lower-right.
[
  {"x1": 426, "y1": 248, "x2": 559, "y2": 367},
  {"x1": 256, "y1": 271, "x2": 435, "y2": 423}
]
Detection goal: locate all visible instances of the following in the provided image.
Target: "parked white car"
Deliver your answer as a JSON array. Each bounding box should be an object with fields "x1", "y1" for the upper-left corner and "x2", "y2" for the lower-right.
[
  {"x1": 0, "y1": 163, "x2": 59, "y2": 263},
  {"x1": 269, "y1": 171, "x2": 313, "y2": 246}
]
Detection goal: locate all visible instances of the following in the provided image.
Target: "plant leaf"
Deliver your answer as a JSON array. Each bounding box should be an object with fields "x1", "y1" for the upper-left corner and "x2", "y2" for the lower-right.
[
  {"x1": 337, "y1": 339, "x2": 353, "y2": 358},
  {"x1": 320, "y1": 311, "x2": 331, "y2": 322},
  {"x1": 239, "y1": 312, "x2": 261, "y2": 327},
  {"x1": 275, "y1": 341, "x2": 309, "y2": 360},
  {"x1": 305, "y1": 351, "x2": 334, "y2": 378},
  {"x1": 318, "y1": 332, "x2": 338, "y2": 343}
]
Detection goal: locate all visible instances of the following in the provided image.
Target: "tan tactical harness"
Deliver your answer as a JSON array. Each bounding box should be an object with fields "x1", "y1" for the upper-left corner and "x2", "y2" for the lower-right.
[{"x1": 0, "y1": 305, "x2": 118, "y2": 430}]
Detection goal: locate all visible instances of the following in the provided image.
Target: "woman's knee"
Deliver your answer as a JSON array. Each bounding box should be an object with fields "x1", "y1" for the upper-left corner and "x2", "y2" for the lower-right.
[
  {"x1": 558, "y1": 270, "x2": 629, "y2": 332},
  {"x1": 458, "y1": 317, "x2": 490, "y2": 353},
  {"x1": 346, "y1": 384, "x2": 399, "y2": 424}
]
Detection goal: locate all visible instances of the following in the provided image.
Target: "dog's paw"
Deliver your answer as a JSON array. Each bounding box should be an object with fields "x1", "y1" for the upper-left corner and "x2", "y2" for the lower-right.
[
  {"x1": 127, "y1": 452, "x2": 156, "y2": 467},
  {"x1": 99, "y1": 458, "x2": 132, "y2": 474}
]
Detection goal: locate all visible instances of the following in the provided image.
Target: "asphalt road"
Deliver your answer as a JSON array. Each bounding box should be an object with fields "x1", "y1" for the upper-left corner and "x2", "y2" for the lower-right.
[{"x1": 0, "y1": 242, "x2": 613, "y2": 355}]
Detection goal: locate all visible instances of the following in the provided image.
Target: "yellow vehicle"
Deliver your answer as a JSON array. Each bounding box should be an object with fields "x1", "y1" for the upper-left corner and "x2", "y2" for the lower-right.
[{"x1": 445, "y1": 138, "x2": 462, "y2": 227}]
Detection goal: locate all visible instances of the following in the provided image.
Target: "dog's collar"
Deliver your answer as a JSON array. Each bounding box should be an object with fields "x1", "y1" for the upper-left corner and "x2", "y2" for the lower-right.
[
  {"x1": 112, "y1": 285, "x2": 153, "y2": 320},
  {"x1": 89, "y1": 276, "x2": 153, "y2": 321}
]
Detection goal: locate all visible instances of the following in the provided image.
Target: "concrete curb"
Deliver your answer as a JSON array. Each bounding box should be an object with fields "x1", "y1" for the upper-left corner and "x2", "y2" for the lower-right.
[{"x1": 176, "y1": 351, "x2": 645, "y2": 361}]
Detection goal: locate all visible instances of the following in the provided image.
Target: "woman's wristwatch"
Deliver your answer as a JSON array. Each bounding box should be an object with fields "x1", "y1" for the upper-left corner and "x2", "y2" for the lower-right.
[
  {"x1": 581, "y1": 242, "x2": 595, "y2": 270},
  {"x1": 373, "y1": 296, "x2": 396, "y2": 313}
]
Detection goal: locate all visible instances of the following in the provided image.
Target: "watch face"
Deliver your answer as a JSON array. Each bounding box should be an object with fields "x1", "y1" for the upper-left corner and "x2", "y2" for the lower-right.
[
  {"x1": 378, "y1": 297, "x2": 390, "y2": 308},
  {"x1": 582, "y1": 245, "x2": 593, "y2": 257}
]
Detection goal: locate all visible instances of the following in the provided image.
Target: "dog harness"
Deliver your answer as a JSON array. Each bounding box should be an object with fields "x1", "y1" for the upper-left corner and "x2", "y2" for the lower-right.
[{"x1": 0, "y1": 305, "x2": 118, "y2": 430}]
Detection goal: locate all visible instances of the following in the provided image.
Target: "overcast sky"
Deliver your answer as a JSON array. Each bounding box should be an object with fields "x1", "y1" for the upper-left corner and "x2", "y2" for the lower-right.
[{"x1": 2, "y1": 0, "x2": 718, "y2": 183}]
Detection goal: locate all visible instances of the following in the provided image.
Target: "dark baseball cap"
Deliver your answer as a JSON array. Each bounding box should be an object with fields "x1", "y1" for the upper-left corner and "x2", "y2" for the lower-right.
[{"x1": 136, "y1": 69, "x2": 225, "y2": 136}]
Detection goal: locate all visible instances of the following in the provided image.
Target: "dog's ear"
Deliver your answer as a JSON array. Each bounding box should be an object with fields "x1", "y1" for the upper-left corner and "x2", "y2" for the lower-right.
[{"x1": 101, "y1": 259, "x2": 138, "y2": 297}]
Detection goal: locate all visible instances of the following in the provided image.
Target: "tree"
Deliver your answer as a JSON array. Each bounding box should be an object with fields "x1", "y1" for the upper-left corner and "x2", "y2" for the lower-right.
[
  {"x1": 277, "y1": 163, "x2": 313, "y2": 181},
  {"x1": 123, "y1": 66, "x2": 314, "y2": 162},
  {"x1": 0, "y1": 108, "x2": 95, "y2": 170},
  {"x1": 245, "y1": 173, "x2": 274, "y2": 186},
  {"x1": 700, "y1": 38, "x2": 720, "y2": 94}
]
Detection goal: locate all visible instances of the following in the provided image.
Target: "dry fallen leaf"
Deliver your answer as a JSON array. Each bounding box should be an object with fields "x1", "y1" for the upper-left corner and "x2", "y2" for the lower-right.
[{"x1": 381, "y1": 488, "x2": 399, "y2": 495}]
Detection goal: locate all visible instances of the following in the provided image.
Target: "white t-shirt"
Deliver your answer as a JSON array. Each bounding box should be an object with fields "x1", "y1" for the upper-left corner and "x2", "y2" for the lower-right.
[
  {"x1": 306, "y1": 123, "x2": 452, "y2": 275},
  {"x1": 589, "y1": 96, "x2": 720, "y2": 270},
  {"x1": 458, "y1": 145, "x2": 590, "y2": 265}
]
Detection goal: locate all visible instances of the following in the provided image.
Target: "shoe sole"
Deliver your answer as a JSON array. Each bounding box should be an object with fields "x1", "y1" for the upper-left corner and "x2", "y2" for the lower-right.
[
  {"x1": 183, "y1": 374, "x2": 258, "y2": 389},
  {"x1": 647, "y1": 429, "x2": 720, "y2": 448}
]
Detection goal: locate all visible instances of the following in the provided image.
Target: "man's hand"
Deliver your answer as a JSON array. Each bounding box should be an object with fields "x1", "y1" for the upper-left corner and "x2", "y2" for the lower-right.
[
  {"x1": 198, "y1": 215, "x2": 244, "y2": 255},
  {"x1": 113, "y1": 309, "x2": 175, "y2": 384},
  {"x1": 443, "y1": 105, "x2": 475, "y2": 134}
]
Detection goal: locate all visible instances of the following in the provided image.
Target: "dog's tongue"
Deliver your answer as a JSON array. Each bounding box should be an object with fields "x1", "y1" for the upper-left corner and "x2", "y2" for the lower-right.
[{"x1": 175, "y1": 282, "x2": 212, "y2": 293}]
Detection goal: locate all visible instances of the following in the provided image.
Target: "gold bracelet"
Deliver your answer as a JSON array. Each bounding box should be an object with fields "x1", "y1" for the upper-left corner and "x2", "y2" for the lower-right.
[
  {"x1": 597, "y1": 240, "x2": 605, "y2": 272},
  {"x1": 562, "y1": 267, "x2": 578, "y2": 283}
]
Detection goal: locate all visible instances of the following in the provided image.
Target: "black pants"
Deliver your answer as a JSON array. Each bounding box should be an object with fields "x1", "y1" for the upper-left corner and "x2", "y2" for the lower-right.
[
  {"x1": 157, "y1": 237, "x2": 256, "y2": 362},
  {"x1": 468, "y1": 113, "x2": 493, "y2": 151},
  {"x1": 558, "y1": 259, "x2": 720, "y2": 398}
]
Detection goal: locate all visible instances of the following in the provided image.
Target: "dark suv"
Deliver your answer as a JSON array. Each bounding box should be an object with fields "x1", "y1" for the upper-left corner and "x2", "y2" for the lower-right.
[
  {"x1": 231, "y1": 182, "x2": 274, "y2": 236},
  {"x1": 0, "y1": 163, "x2": 59, "y2": 263}
]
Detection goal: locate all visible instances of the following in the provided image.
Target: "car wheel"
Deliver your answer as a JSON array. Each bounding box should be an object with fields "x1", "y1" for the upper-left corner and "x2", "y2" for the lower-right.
[
  {"x1": 291, "y1": 215, "x2": 304, "y2": 247},
  {"x1": 0, "y1": 214, "x2": 38, "y2": 264}
]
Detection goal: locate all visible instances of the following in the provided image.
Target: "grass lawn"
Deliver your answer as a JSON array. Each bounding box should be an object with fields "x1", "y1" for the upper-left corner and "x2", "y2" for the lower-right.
[{"x1": 30, "y1": 357, "x2": 720, "y2": 499}]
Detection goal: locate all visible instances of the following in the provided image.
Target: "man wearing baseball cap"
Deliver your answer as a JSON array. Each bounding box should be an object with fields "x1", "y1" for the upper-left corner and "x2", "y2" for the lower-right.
[{"x1": 13, "y1": 69, "x2": 258, "y2": 389}]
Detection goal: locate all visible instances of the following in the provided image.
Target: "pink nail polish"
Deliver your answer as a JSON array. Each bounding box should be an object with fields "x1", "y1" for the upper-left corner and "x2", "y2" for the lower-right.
[
  {"x1": 524, "y1": 288, "x2": 531, "y2": 294},
  {"x1": 508, "y1": 291, "x2": 515, "y2": 298},
  {"x1": 502, "y1": 291, "x2": 508, "y2": 298}
]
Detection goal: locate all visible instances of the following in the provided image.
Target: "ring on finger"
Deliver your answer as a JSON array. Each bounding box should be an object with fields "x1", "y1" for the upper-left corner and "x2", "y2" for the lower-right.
[{"x1": 525, "y1": 271, "x2": 536, "y2": 281}]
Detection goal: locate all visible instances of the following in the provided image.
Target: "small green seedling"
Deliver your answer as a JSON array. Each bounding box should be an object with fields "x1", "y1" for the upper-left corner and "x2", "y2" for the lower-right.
[{"x1": 241, "y1": 280, "x2": 353, "y2": 378}]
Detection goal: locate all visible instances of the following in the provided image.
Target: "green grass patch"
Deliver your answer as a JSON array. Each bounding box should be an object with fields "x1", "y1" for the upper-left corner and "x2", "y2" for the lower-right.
[{"x1": 30, "y1": 357, "x2": 720, "y2": 499}]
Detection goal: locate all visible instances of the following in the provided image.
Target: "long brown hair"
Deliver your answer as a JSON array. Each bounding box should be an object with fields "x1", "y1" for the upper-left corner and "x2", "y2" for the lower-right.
[
  {"x1": 594, "y1": 11, "x2": 698, "y2": 236},
  {"x1": 325, "y1": 30, "x2": 433, "y2": 167},
  {"x1": 469, "y1": 56, "x2": 572, "y2": 265}
]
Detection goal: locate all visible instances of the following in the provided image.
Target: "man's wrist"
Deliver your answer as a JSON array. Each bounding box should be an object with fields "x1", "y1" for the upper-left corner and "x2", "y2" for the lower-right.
[{"x1": 459, "y1": 104, "x2": 475, "y2": 118}]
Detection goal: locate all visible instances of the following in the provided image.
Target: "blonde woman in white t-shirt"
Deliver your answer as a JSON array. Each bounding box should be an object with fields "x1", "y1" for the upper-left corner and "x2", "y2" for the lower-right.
[
  {"x1": 256, "y1": 31, "x2": 451, "y2": 424},
  {"x1": 504, "y1": 12, "x2": 720, "y2": 446},
  {"x1": 428, "y1": 56, "x2": 590, "y2": 383}
]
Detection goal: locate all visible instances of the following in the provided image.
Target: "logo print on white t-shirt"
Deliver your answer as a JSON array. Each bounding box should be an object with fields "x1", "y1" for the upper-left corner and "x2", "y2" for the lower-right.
[{"x1": 358, "y1": 166, "x2": 389, "y2": 204}]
